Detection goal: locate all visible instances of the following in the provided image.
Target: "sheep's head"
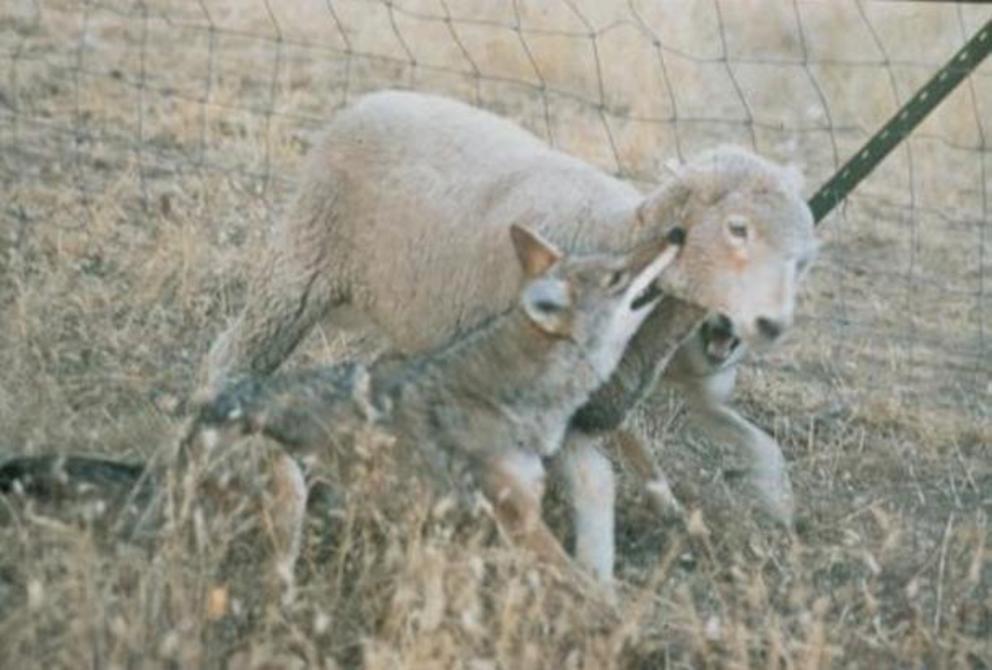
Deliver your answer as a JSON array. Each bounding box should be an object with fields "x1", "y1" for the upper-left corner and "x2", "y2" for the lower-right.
[{"x1": 638, "y1": 147, "x2": 817, "y2": 361}]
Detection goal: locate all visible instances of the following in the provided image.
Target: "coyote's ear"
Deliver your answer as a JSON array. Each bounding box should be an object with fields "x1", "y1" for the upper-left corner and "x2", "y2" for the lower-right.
[
  {"x1": 521, "y1": 278, "x2": 573, "y2": 338},
  {"x1": 510, "y1": 224, "x2": 562, "y2": 278}
]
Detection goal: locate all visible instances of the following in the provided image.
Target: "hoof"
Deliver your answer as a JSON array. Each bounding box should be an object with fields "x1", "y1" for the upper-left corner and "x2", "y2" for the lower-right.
[{"x1": 749, "y1": 474, "x2": 795, "y2": 528}]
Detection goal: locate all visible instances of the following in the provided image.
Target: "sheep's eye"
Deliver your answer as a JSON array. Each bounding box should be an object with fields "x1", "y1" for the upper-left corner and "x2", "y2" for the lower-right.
[
  {"x1": 727, "y1": 218, "x2": 749, "y2": 241},
  {"x1": 603, "y1": 270, "x2": 627, "y2": 289}
]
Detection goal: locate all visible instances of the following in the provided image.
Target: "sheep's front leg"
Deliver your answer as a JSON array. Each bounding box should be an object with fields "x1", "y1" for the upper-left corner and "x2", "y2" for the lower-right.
[
  {"x1": 690, "y1": 399, "x2": 794, "y2": 525},
  {"x1": 611, "y1": 429, "x2": 684, "y2": 519},
  {"x1": 666, "y1": 333, "x2": 794, "y2": 526}
]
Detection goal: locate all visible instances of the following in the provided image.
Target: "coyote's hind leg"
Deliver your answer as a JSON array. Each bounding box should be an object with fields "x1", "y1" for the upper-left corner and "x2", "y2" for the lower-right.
[{"x1": 263, "y1": 453, "x2": 308, "y2": 606}]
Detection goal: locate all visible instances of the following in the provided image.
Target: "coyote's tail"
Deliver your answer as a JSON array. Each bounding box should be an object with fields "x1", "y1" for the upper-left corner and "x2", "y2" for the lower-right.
[{"x1": 0, "y1": 455, "x2": 147, "y2": 502}]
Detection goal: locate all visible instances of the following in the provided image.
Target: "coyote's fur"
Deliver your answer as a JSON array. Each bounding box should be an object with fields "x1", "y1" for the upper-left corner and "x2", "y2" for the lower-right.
[
  {"x1": 2, "y1": 224, "x2": 685, "y2": 583},
  {"x1": 202, "y1": 91, "x2": 818, "y2": 581}
]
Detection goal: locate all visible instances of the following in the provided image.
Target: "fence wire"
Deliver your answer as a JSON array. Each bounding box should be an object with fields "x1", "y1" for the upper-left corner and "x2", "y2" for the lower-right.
[{"x1": 1, "y1": 0, "x2": 990, "y2": 425}]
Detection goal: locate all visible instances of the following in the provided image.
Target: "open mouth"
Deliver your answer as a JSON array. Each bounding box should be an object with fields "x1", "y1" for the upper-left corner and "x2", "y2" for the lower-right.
[
  {"x1": 701, "y1": 315, "x2": 741, "y2": 364},
  {"x1": 630, "y1": 281, "x2": 663, "y2": 311}
]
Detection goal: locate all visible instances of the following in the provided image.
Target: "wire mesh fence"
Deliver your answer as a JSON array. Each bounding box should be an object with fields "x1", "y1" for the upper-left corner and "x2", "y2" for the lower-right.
[{"x1": 2, "y1": 0, "x2": 990, "y2": 428}]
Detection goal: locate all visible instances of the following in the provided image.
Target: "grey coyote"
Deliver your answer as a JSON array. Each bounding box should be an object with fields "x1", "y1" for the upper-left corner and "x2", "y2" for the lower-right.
[{"x1": 2, "y1": 224, "x2": 686, "y2": 580}]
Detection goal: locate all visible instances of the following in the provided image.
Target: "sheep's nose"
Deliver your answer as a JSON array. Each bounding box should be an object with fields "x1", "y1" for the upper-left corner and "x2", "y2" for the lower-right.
[{"x1": 755, "y1": 317, "x2": 784, "y2": 341}]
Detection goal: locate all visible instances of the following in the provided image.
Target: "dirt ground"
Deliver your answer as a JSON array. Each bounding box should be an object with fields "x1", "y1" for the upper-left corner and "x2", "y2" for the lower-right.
[{"x1": 1, "y1": 1, "x2": 990, "y2": 668}]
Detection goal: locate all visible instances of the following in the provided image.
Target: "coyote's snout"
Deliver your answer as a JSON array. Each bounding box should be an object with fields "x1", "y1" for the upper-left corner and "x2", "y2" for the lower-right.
[{"x1": 515, "y1": 227, "x2": 686, "y2": 379}]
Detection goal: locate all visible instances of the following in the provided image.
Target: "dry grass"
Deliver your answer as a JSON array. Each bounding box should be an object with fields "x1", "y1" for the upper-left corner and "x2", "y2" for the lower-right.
[{"x1": 1, "y1": 1, "x2": 990, "y2": 668}]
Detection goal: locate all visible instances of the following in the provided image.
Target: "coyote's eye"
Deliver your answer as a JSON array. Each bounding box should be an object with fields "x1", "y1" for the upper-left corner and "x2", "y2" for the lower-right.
[
  {"x1": 535, "y1": 299, "x2": 563, "y2": 313},
  {"x1": 726, "y1": 216, "x2": 749, "y2": 244},
  {"x1": 603, "y1": 270, "x2": 628, "y2": 289}
]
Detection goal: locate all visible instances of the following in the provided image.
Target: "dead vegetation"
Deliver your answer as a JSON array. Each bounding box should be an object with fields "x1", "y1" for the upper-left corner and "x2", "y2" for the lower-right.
[{"x1": 1, "y1": 1, "x2": 990, "y2": 668}]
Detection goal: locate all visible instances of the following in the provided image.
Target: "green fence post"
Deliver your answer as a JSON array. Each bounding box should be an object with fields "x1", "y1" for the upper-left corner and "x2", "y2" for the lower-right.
[{"x1": 808, "y1": 18, "x2": 991, "y2": 224}]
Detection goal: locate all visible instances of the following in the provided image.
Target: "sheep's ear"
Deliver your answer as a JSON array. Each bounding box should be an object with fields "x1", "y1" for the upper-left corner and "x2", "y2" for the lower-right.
[
  {"x1": 521, "y1": 278, "x2": 573, "y2": 337},
  {"x1": 635, "y1": 175, "x2": 693, "y2": 230},
  {"x1": 510, "y1": 224, "x2": 562, "y2": 278},
  {"x1": 781, "y1": 162, "x2": 805, "y2": 194}
]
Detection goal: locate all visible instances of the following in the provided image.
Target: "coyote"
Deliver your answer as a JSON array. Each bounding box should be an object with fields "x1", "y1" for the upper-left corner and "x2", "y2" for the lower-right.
[
  {"x1": 201, "y1": 91, "x2": 818, "y2": 581},
  {"x1": 2, "y1": 224, "x2": 686, "y2": 580}
]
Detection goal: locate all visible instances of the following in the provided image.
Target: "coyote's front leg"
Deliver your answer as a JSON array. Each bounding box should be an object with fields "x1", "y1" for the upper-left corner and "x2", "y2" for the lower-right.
[
  {"x1": 482, "y1": 450, "x2": 572, "y2": 571},
  {"x1": 556, "y1": 432, "x2": 616, "y2": 582}
]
